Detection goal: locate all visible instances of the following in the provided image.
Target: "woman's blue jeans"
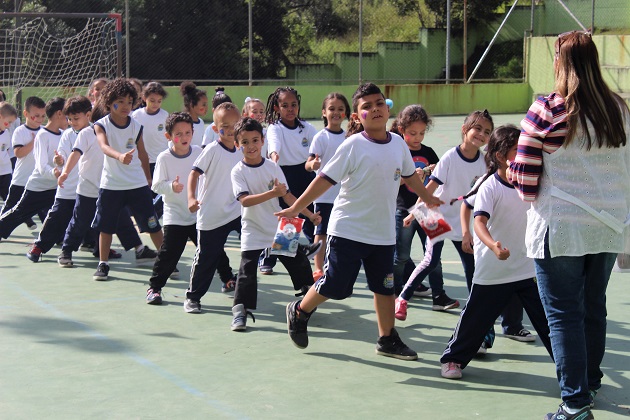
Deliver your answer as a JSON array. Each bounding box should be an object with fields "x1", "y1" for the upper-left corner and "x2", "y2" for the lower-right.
[{"x1": 534, "y1": 238, "x2": 616, "y2": 409}]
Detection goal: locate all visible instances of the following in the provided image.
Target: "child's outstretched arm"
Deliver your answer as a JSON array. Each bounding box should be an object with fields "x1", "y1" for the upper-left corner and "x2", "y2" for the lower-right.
[
  {"x1": 473, "y1": 215, "x2": 510, "y2": 260},
  {"x1": 135, "y1": 136, "x2": 152, "y2": 185},
  {"x1": 460, "y1": 202, "x2": 474, "y2": 254},
  {"x1": 57, "y1": 150, "x2": 82, "y2": 188},
  {"x1": 187, "y1": 169, "x2": 201, "y2": 212},
  {"x1": 405, "y1": 174, "x2": 443, "y2": 208},
  {"x1": 274, "y1": 176, "x2": 333, "y2": 218},
  {"x1": 95, "y1": 124, "x2": 135, "y2": 165},
  {"x1": 238, "y1": 178, "x2": 287, "y2": 207},
  {"x1": 282, "y1": 192, "x2": 322, "y2": 226}
]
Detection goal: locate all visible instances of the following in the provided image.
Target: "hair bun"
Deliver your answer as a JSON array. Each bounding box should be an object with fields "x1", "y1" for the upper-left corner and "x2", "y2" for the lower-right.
[{"x1": 244, "y1": 96, "x2": 252, "y2": 104}]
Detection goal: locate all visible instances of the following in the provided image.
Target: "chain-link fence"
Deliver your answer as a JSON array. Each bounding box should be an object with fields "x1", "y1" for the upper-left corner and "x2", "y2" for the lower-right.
[{"x1": 1, "y1": 0, "x2": 628, "y2": 92}]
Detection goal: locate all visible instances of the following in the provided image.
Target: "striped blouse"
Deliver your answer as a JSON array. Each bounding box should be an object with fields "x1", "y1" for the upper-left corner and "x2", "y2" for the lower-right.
[{"x1": 508, "y1": 92, "x2": 567, "y2": 201}]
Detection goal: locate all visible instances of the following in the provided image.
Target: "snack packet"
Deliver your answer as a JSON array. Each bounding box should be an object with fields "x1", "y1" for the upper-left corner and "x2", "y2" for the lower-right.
[
  {"x1": 410, "y1": 203, "x2": 451, "y2": 243},
  {"x1": 270, "y1": 217, "x2": 305, "y2": 257}
]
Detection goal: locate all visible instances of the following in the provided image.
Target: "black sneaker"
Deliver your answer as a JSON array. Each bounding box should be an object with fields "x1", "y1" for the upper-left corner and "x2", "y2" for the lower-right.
[
  {"x1": 221, "y1": 275, "x2": 236, "y2": 293},
  {"x1": 544, "y1": 403, "x2": 594, "y2": 420},
  {"x1": 375, "y1": 328, "x2": 418, "y2": 360},
  {"x1": 93, "y1": 263, "x2": 109, "y2": 281},
  {"x1": 286, "y1": 300, "x2": 314, "y2": 349},
  {"x1": 298, "y1": 241, "x2": 322, "y2": 260},
  {"x1": 432, "y1": 292, "x2": 460, "y2": 311},
  {"x1": 26, "y1": 244, "x2": 43, "y2": 262},
  {"x1": 413, "y1": 283, "x2": 432, "y2": 297},
  {"x1": 146, "y1": 288, "x2": 163, "y2": 305},
  {"x1": 57, "y1": 251, "x2": 73, "y2": 268},
  {"x1": 80, "y1": 242, "x2": 95, "y2": 253},
  {"x1": 25, "y1": 219, "x2": 37, "y2": 230},
  {"x1": 135, "y1": 246, "x2": 158, "y2": 263},
  {"x1": 169, "y1": 267, "x2": 180, "y2": 280}
]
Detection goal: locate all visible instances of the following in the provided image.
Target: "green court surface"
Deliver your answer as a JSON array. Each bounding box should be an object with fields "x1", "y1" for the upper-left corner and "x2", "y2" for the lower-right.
[{"x1": 1, "y1": 115, "x2": 629, "y2": 419}]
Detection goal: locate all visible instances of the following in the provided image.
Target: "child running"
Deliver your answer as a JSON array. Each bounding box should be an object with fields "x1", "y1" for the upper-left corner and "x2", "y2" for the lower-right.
[
  {"x1": 2, "y1": 96, "x2": 47, "y2": 230},
  {"x1": 92, "y1": 78, "x2": 163, "y2": 280},
  {"x1": 0, "y1": 97, "x2": 67, "y2": 240},
  {"x1": 146, "y1": 112, "x2": 202, "y2": 304},
  {"x1": 260, "y1": 87, "x2": 319, "y2": 275},
  {"x1": 395, "y1": 110, "x2": 493, "y2": 321},
  {"x1": 305, "y1": 92, "x2": 350, "y2": 281},
  {"x1": 179, "y1": 82, "x2": 208, "y2": 148},
  {"x1": 184, "y1": 102, "x2": 242, "y2": 313},
  {"x1": 440, "y1": 125, "x2": 553, "y2": 379},
  {"x1": 26, "y1": 96, "x2": 92, "y2": 262},
  {"x1": 392, "y1": 105, "x2": 442, "y2": 298},
  {"x1": 278, "y1": 83, "x2": 442, "y2": 359},
  {"x1": 230, "y1": 117, "x2": 321, "y2": 331}
]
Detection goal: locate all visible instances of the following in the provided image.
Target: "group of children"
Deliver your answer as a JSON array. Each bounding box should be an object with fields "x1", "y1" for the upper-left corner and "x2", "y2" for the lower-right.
[{"x1": 0, "y1": 79, "x2": 554, "y2": 380}]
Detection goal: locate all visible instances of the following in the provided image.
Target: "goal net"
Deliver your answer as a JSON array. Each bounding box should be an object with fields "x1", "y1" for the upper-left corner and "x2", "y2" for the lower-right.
[{"x1": 0, "y1": 13, "x2": 122, "y2": 107}]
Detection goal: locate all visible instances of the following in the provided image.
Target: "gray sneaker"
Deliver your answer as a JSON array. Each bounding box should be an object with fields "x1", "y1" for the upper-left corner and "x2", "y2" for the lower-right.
[
  {"x1": 183, "y1": 298, "x2": 201, "y2": 313},
  {"x1": 57, "y1": 251, "x2": 73, "y2": 268},
  {"x1": 231, "y1": 303, "x2": 255, "y2": 331},
  {"x1": 135, "y1": 246, "x2": 158, "y2": 263}
]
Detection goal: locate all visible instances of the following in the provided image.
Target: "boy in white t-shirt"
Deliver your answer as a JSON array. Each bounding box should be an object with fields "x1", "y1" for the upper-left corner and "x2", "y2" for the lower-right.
[
  {"x1": 2, "y1": 96, "x2": 46, "y2": 229},
  {"x1": 0, "y1": 102, "x2": 18, "y2": 210},
  {"x1": 146, "y1": 112, "x2": 202, "y2": 304},
  {"x1": 26, "y1": 96, "x2": 91, "y2": 261},
  {"x1": 277, "y1": 83, "x2": 442, "y2": 358},
  {"x1": 230, "y1": 117, "x2": 321, "y2": 331},
  {"x1": 184, "y1": 103, "x2": 243, "y2": 314},
  {"x1": 0, "y1": 97, "x2": 67, "y2": 240},
  {"x1": 92, "y1": 78, "x2": 163, "y2": 281}
]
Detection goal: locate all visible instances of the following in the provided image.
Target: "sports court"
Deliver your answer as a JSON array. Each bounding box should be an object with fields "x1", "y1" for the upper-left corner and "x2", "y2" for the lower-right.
[{"x1": 1, "y1": 115, "x2": 629, "y2": 419}]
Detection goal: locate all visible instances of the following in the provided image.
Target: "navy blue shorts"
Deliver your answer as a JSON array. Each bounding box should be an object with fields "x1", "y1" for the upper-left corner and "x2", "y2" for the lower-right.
[
  {"x1": 314, "y1": 235, "x2": 395, "y2": 300},
  {"x1": 92, "y1": 186, "x2": 161, "y2": 234},
  {"x1": 314, "y1": 203, "x2": 333, "y2": 236}
]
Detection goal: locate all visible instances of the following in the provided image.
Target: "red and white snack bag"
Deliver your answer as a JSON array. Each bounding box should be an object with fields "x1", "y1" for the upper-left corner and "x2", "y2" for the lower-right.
[
  {"x1": 410, "y1": 203, "x2": 451, "y2": 243},
  {"x1": 270, "y1": 217, "x2": 305, "y2": 257}
]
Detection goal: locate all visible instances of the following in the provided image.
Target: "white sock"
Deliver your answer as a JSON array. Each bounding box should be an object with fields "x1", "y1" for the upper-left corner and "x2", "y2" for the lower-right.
[{"x1": 99, "y1": 261, "x2": 109, "y2": 266}]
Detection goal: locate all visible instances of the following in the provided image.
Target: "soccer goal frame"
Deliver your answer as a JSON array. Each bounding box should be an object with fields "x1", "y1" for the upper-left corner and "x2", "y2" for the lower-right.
[{"x1": 0, "y1": 12, "x2": 122, "y2": 111}]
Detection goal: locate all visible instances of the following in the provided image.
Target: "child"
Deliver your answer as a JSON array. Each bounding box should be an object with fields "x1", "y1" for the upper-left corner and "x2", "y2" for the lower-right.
[
  {"x1": 179, "y1": 81, "x2": 208, "y2": 147},
  {"x1": 87, "y1": 78, "x2": 108, "y2": 107},
  {"x1": 391, "y1": 105, "x2": 442, "y2": 300},
  {"x1": 305, "y1": 92, "x2": 350, "y2": 281},
  {"x1": 184, "y1": 102, "x2": 243, "y2": 313},
  {"x1": 129, "y1": 78, "x2": 144, "y2": 110},
  {"x1": 132, "y1": 82, "x2": 169, "y2": 218},
  {"x1": 0, "y1": 102, "x2": 18, "y2": 211},
  {"x1": 57, "y1": 104, "x2": 156, "y2": 268},
  {"x1": 230, "y1": 117, "x2": 321, "y2": 331},
  {"x1": 241, "y1": 97, "x2": 267, "y2": 158},
  {"x1": 260, "y1": 87, "x2": 319, "y2": 274},
  {"x1": 26, "y1": 96, "x2": 92, "y2": 261},
  {"x1": 0, "y1": 97, "x2": 67, "y2": 240},
  {"x1": 201, "y1": 87, "x2": 232, "y2": 147},
  {"x1": 440, "y1": 125, "x2": 552, "y2": 379},
  {"x1": 146, "y1": 112, "x2": 202, "y2": 304},
  {"x1": 1, "y1": 96, "x2": 46, "y2": 229},
  {"x1": 279, "y1": 83, "x2": 442, "y2": 359},
  {"x1": 92, "y1": 78, "x2": 163, "y2": 281},
  {"x1": 395, "y1": 110, "x2": 494, "y2": 320}
]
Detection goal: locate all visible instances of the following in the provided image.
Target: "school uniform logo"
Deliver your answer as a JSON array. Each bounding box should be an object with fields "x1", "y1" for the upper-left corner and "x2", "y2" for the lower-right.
[
  {"x1": 126, "y1": 138, "x2": 134, "y2": 149},
  {"x1": 301, "y1": 137, "x2": 308, "y2": 147},
  {"x1": 157, "y1": 124, "x2": 164, "y2": 132},
  {"x1": 147, "y1": 216, "x2": 158, "y2": 229},
  {"x1": 0, "y1": 144, "x2": 5, "y2": 152},
  {"x1": 394, "y1": 168, "x2": 401, "y2": 181},
  {"x1": 267, "y1": 179, "x2": 275, "y2": 190},
  {"x1": 383, "y1": 273, "x2": 394, "y2": 289},
  {"x1": 470, "y1": 175, "x2": 481, "y2": 188}
]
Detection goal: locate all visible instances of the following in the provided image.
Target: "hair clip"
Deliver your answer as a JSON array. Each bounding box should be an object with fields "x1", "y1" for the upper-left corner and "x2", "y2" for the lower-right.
[{"x1": 244, "y1": 97, "x2": 252, "y2": 104}]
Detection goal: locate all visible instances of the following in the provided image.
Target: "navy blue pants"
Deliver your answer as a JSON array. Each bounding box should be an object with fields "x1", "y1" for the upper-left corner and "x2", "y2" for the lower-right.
[
  {"x1": 186, "y1": 217, "x2": 241, "y2": 301},
  {"x1": 34, "y1": 197, "x2": 75, "y2": 253},
  {"x1": 0, "y1": 188, "x2": 55, "y2": 239},
  {"x1": 0, "y1": 184, "x2": 43, "y2": 224},
  {"x1": 62, "y1": 194, "x2": 141, "y2": 254}
]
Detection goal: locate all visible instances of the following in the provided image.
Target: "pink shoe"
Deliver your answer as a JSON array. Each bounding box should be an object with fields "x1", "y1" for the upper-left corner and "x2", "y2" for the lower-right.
[
  {"x1": 441, "y1": 362, "x2": 462, "y2": 379},
  {"x1": 395, "y1": 297, "x2": 408, "y2": 321}
]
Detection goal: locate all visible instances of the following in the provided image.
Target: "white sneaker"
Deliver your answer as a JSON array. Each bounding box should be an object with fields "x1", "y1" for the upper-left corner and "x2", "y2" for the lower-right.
[
  {"x1": 231, "y1": 303, "x2": 255, "y2": 331},
  {"x1": 183, "y1": 299, "x2": 201, "y2": 313},
  {"x1": 441, "y1": 362, "x2": 462, "y2": 379}
]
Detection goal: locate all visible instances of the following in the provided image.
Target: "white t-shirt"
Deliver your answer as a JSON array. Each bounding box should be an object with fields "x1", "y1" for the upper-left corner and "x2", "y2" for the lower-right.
[
  {"x1": 0, "y1": 129, "x2": 12, "y2": 176},
  {"x1": 267, "y1": 120, "x2": 318, "y2": 166},
  {"x1": 472, "y1": 173, "x2": 534, "y2": 285},
  {"x1": 430, "y1": 146, "x2": 486, "y2": 241},
  {"x1": 231, "y1": 159, "x2": 287, "y2": 251},
  {"x1": 95, "y1": 115, "x2": 146, "y2": 190},
  {"x1": 309, "y1": 128, "x2": 345, "y2": 204},
  {"x1": 201, "y1": 122, "x2": 218, "y2": 147},
  {"x1": 55, "y1": 128, "x2": 80, "y2": 200},
  {"x1": 192, "y1": 140, "x2": 241, "y2": 230},
  {"x1": 11, "y1": 124, "x2": 41, "y2": 187},
  {"x1": 73, "y1": 126, "x2": 103, "y2": 198},
  {"x1": 132, "y1": 107, "x2": 169, "y2": 163},
  {"x1": 152, "y1": 145, "x2": 202, "y2": 226},
  {"x1": 25, "y1": 128, "x2": 63, "y2": 192},
  {"x1": 6, "y1": 119, "x2": 20, "y2": 160},
  {"x1": 322, "y1": 131, "x2": 416, "y2": 246},
  {"x1": 191, "y1": 117, "x2": 204, "y2": 147}
]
